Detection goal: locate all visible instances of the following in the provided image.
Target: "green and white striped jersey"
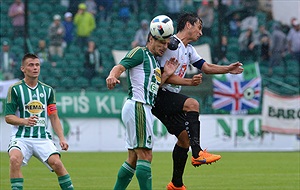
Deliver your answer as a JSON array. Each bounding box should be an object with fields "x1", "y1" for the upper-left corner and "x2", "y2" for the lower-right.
[
  {"x1": 5, "y1": 79, "x2": 56, "y2": 139},
  {"x1": 120, "y1": 47, "x2": 161, "y2": 107}
]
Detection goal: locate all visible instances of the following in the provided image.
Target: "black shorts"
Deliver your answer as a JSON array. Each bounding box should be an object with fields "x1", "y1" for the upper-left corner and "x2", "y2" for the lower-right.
[{"x1": 152, "y1": 88, "x2": 189, "y2": 137}]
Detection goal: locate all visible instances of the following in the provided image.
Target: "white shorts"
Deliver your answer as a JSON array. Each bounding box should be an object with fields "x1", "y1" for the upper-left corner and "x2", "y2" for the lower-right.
[
  {"x1": 8, "y1": 138, "x2": 60, "y2": 171},
  {"x1": 122, "y1": 99, "x2": 154, "y2": 150}
]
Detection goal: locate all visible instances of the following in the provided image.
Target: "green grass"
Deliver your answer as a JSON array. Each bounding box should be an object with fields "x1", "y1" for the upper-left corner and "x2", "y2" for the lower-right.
[{"x1": 1, "y1": 152, "x2": 299, "y2": 190}]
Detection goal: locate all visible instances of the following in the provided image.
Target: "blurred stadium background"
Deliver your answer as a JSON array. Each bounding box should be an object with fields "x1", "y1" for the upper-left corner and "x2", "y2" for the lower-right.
[
  {"x1": 0, "y1": 0, "x2": 300, "y2": 148},
  {"x1": 0, "y1": 0, "x2": 300, "y2": 150},
  {"x1": 0, "y1": 0, "x2": 298, "y2": 101},
  {"x1": 0, "y1": 0, "x2": 299, "y2": 189}
]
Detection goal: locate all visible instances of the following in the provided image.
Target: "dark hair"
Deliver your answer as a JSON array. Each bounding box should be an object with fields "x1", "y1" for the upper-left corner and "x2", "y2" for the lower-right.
[
  {"x1": 147, "y1": 32, "x2": 160, "y2": 42},
  {"x1": 147, "y1": 32, "x2": 152, "y2": 42},
  {"x1": 22, "y1": 53, "x2": 39, "y2": 65},
  {"x1": 177, "y1": 12, "x2": 202, "y2": 32}
]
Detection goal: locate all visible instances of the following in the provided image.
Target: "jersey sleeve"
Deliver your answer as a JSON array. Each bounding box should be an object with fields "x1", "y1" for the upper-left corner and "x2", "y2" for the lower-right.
[
  {"x1": 5, "y1": 86, "x2": 18, "y2": 115},
  {"x1": 189, "y1": 45, "x2": 203, "y2": 64},
  {"x1": 120, "y1": 47, "x2": 144, "y2": 69},
  {"x1": 47, "y1": 87, "x2": 56, "y2": 105},
  {"x1": 190, "y1": 45, "x2": 206, "y2": 70}
]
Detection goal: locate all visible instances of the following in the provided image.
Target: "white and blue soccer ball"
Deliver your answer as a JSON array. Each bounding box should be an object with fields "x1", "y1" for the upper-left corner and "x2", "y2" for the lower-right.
[{"x1": 150, "y1": 15, "x2": 174, "y2": 40}]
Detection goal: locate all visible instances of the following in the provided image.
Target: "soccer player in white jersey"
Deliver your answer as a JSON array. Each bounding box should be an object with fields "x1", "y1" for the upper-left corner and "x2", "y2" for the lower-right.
[
  {"x1": 151, "y1": 13, "x2": 244, "y2": 189},
  {"x1": 5, "y1": 53, "x2": 74, "y2": 190},
  {"x1": 106, "y1": 21, "x2": 179, "y2": 189}
]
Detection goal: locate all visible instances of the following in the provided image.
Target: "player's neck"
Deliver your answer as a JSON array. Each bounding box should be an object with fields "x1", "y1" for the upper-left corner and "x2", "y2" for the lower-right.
[
  {"x1": 24, "y1": 77, "x2": 38, "y2": 88},
  {"x1": 176, "y1": 32, "x2": 190, "y2": 47},
  {"x1": 146, "y1": 45, "x2": 156, "y2": 57}
]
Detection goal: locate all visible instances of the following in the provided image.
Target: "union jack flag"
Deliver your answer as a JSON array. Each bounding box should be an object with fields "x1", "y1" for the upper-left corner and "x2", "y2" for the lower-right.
[{"x1": 212, "y1": 77, "x2": 261, "y2": 114}]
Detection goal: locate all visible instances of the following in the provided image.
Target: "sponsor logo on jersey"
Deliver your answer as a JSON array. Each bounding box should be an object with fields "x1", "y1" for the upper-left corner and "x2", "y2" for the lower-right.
[
  {"x1": 178, "y1": 63, "x2": 187, "y2": 77},
  {"x1": 154, "y1": 68, "x2": 161, "y2": 83},
  {"x1": 25, "y1": 100, "x2": 45, "y2": 114},
  {"x1": 150, "y1": 82, "x2": 159, "y2": 95}
]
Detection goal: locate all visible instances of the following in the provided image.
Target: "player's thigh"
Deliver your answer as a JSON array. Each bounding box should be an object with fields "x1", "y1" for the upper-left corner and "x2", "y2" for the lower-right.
[
  {"x1": 33, "y1": 139, "x2": 59, "y2": 161},
  {"x1": 153, "y1": 89, "x2": 188, "y2": 115},
  {"x1": 153, "y1": 90, "x2": 188, "y2": 137},
  {"x1": 163, "y1": 112, "x2": 187, "y2": 137},
  {"x1": 32, "y1": 139, "x2": 61, "y2": 171},
  {"x1": 122, "y1": 100, "x2": 154, "y2": 150},
  {"x1": 8, "y1": 138, "x2": 33, "y2": 166}
]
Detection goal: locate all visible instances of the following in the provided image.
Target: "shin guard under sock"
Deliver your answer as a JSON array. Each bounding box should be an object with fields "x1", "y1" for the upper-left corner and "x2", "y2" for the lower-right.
[
  {"x1": 136, "y1": 160, "x2": 152, "y2": 190},
  {"x1": 185, "y1": 111, "x2": 202, "y2": 158},
  {"x1": 10, "y1": 178, "x2": 23, "y2": 190},
  {"x1": 113, "y1": 162, "x2": 135, "y2": 190},
  {"x1": 58, "y1": 174, "x2": 74, "y2": 190},
  {"x1": 172, "y1": 144, "x2": 189, "y2": 187}
]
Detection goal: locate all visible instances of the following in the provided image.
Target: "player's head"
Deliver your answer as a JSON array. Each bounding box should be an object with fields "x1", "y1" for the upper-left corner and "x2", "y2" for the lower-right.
[
  {"x1": 21, "y1": 53, "x2": 40, "y2": 78},
  {"x1": 177, "y1": 13, "x2": 203, "y2": 41},
  {"x1": 147, "y1": 32, "x2": 170, "y2": 57},
  {"x1": 22, "y1": 53, "x2": 39, "y2": 65}
]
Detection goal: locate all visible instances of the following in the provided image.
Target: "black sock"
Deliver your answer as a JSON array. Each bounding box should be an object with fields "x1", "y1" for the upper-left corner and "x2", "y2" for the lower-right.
[
  {"x1": 172, "y1": 144, "x2": 189, "y2": 187},
  {"x1": 185, "y1": 111, "x2": 202, "y2": 158}
]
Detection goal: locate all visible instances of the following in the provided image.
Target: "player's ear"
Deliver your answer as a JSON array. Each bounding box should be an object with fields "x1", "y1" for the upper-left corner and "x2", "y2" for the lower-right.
[
  {"x1": 186, "y1": 21, "x2": 192, "y2": 29},
  {"x1": 20, "y1": 65, "x2": 25, "y2": 72},
  {"x1": 148, "y1": 34, "x2": 157, "y2": 44}
]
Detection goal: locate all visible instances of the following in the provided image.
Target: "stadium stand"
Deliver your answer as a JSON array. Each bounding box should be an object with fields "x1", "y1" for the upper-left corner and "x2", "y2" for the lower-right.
[
  {"x1": 75, "y1": 76, "x2": 90, "y2": 90},
  {"x1": 91, "y1": 77, "x2": 107, "y2": 90},
  {"x1": 1, "y1": 1, "x2": 299, "y2": 113}
]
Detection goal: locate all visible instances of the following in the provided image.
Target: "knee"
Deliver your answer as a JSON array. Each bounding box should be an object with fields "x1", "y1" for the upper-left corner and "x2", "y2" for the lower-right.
[
  {"x1": 9, "y1": 154, "x2": 22, "y2": 168},
  {"x1": 47, "y1": 155, "x2": 64, "y2": 171},
  {"x1": 183, "y1": 98, "x2": 199, "y2": 112},
  {"x1": 135, "y1": 149, "x2": 152, "y2": 162},
  {"x1": 142, "y1": 151, "x2": 152, "y2": 162}
]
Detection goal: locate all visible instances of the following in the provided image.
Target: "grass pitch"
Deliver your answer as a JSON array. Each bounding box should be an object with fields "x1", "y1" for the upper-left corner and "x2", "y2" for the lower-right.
[{"x1": 0, "y1": 151, "x2": 299, "y2": 190}]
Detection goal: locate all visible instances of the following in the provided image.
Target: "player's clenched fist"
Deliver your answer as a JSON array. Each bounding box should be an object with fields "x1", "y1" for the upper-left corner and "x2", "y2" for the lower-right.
[
  {"x1": 106, "y1": 64, "x2": 126, "y2": 89},
  {"x1": 191, "y1": 73, "x2": 202, "y2": 86},
  {"x1": 26, "y1": 115, "x2": 38, "y2": 126},
  {"x1": 228, "y1": 61, "x2": 243, "y2": 74},
  {"x1": 106, "y1": 76, "x2": 120, "y2": 89}
]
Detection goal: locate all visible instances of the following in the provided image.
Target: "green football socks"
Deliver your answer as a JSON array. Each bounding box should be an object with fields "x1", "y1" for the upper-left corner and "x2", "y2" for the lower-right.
[
  {"x1": 136, "y1": 160, "x2": 152, "y2": 190},
  {"x1": 113, "y1": 162, "x2": 135, "y2": 190},
  {"x1": 10, "y1": 178, "x2": 23, "y2": 190},
  {"x1": 58, "y1": 174, "x2": 74, "y2": 189}
]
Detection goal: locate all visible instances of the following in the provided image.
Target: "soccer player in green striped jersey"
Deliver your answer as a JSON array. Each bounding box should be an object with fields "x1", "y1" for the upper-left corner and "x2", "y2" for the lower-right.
[
  {"x1": 106, "y1": 30, "x2": 178, "y2": 189},
  {"x1": 5, "y1": 53, "x2": 74, "y2": 190}
]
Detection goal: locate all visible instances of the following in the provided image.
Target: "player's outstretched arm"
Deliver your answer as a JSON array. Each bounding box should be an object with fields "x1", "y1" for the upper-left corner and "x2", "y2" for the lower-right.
[
  {"x1": 106, "y1": 64, "x2": 126, "y2": 89},
  {"x1": 228, "y1": 62, "x2": 244, "y2": 74},
  {"x1": 201, "y1": 61, "x2": 243, "y2": 75}
]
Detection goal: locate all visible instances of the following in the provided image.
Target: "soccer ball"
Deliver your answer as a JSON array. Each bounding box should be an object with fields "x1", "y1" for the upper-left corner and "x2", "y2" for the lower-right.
[{"x1": 150, "y1": 15, "x2": 174, "y2": 40}]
